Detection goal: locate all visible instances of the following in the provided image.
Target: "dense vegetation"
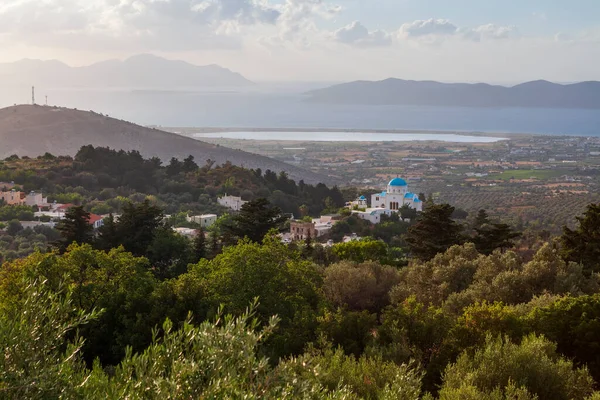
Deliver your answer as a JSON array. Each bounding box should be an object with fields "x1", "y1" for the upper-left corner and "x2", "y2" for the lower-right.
[
  {"x1": 0, "y1": 146, "x2": 345, "y2": 217},
  {"x1": 1, "y1": 148, "x2": 600, "y2": 399}
]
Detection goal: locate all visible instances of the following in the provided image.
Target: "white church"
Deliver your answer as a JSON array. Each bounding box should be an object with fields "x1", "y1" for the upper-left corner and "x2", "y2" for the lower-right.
[{"x1": 350, "y1": 178, "x2": 423, "y2": 224}]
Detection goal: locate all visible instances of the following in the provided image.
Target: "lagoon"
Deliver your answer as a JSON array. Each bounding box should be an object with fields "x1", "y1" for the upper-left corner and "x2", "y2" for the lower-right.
[{"x1": 193, "y1": 131, "x2": 506, "y2": 143}]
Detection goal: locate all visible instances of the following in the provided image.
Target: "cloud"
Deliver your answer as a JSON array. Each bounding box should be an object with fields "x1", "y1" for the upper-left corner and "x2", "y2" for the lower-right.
[
  {"x1": 461, "y1": 24, "x2": 517, "y2": 41},
  {"x1": 399, "y1": 19, "x2": 458, "y2": 38},
  {"x1": 334, "y1": 21, "x2": 392, "y2": 47},
  {"x1": 0, "y1": 0, "x2": 282, "y2": 51},
  {"x1": 397, "y1": 18, "x2": 515, "y2": 44},
  {"x1": 269, "y1": 0, "x2": 342, "y2": 46}
]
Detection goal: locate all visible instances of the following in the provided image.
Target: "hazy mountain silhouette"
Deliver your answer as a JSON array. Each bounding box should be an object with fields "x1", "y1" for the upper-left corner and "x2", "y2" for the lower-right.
[
  {"x1": 0, "y1": 105, "x2": 327, "y2": 184},
  {"x1": 307, "y1": 78, "x2": 600, "y2": 109},
  {"x1": 0, "y1": 54, "x2": 252, "y2": 88}
]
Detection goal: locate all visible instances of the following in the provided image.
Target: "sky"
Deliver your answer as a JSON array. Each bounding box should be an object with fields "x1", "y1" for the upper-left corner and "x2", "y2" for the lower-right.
[{"x1": 0, "y1": 0, "x2": 598, "y2": 83}]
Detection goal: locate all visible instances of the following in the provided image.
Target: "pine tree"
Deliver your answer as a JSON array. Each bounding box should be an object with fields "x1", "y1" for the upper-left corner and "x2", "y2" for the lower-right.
[
  {"x1": 227, "y1": 198, "x2": 288, "y2": 243},
  {"x1": 96, "y1": 213, "x2": 118, "y2": 250},
  {"x1": 473, "y1": 209, "x2": 490, "y2": 229},
  {"x1": 303, "y1": 229, "x2": 313, "y2": 258},
  {"x1": 473, "y1": 222, "x2": 521, "y2": 255},
  {"x1": 404, "y1": 203, "x2": 464, "y2": 261},
  {"x1": 209, "y1": 231, "x2": 220, "y2": 259},
  {"x1": 561, "y1": 203, "x2": 600, "y2": 274},
  {"x1": 55, "y1": 206, "x2": 94, "y2": 253},
  {"x1": 193, "y1": 227, "x2": 207, "y2": 262}
]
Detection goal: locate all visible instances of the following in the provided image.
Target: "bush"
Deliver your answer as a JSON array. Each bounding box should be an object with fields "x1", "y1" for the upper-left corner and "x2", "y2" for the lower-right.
[{"x1": 439, "y1": 334, "x2": 596, "y2": 400}]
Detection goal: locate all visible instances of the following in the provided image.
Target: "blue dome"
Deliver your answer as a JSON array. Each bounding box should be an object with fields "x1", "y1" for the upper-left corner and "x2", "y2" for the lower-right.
[
  {"x1": 359, "y1": 195, "x2": 366, "y2": 200},
  {"x1": 388, "y1": 178, "x2": 408, "y2": 187}
]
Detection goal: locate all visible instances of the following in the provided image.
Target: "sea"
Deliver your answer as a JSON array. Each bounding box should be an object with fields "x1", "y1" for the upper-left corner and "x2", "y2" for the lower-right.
[{"x1": 1, "y1": 86, "x2": 599, "y2": 138}]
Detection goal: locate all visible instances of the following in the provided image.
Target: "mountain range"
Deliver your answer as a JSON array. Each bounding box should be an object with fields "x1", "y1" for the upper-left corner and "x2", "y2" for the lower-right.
[
  {"x1": 0, "y1": 105, "x2": 327, "y2": 184},
  {"x1": 0, "y1": 54, "x2": 252, "y2": 88},
  {"x1": 307, "y1": 78, "x2": 600, "y2": 109}
]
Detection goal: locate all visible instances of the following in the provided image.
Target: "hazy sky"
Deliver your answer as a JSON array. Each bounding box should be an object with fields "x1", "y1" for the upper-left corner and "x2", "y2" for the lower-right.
[{"x1": 0, "y1": 0, "x2": 598, "y2": 82}]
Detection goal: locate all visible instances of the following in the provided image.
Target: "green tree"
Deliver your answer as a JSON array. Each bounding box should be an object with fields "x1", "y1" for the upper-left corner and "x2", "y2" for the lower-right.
[
  {"x1": 398, "y1": 204, "x2": 418, "y2": 221},
  {"x1": 55, "y1": 205, "x2": 93, "y2": 252},
  {"x1": 95, "y1": 213, "x2": 118, "y2": 250},
  {"x1": 0, "y1": 279, "x2": 97, "y2": 399},
  {"x1": 561, "y1": 203, "x2": 600, "y2": 274},
  {"x1": 146, "y1": 226, "x2": 193, "y2": 279},
  {"x1": 225, "y1": 198, "x2": 288, "y2": 243},
  {"x1": 190, "y1": 233, "x2": 322, "y2": 358},
  {"x1": 473, "y1": 209, "x2": 490, "y2": 229},
  {"x1": 192, "y1": 227, "x2": 206, "y2": 262},
  {"x1": 528, "y1": 294, "x2": 600, "y2": 384},
  {"x1": 439, "y1": 334, "x2": 596, "y2": 400},
  {"x1": 6, "y1": 219, "x2": 23, "y2": 236},
  {"x1": 473, "y1": 222, "x2": 521, "y2": 255},
  {"x1": 100, "y1": 200, "x2": 163, "y2": 256},
  {"x1": 0, "y1": 244, "x2": 158, "y2": 366},
  {"x1": 331, "y1": 238, "x2": 389, "y2": 264},
  {"x1": 182, "y1": 154, "x2": 198, "y2": 172},
  {"x1": 404, "y1": 204, "x2": 464, "y2": 261},
  {"x1": 323, "y1": 261, "x2": 400, "y2": 312}
]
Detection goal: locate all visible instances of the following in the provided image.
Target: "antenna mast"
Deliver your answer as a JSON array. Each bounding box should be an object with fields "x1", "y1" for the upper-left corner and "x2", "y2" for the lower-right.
[{"x1": 32, "y1": 86, "x2": 35, "y2": 105}]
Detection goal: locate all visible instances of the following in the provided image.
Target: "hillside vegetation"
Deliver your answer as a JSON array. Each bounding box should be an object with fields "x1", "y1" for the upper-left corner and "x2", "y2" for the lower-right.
[{"x1": 0, "y1": 105, "x2": 327, "y2": 184}]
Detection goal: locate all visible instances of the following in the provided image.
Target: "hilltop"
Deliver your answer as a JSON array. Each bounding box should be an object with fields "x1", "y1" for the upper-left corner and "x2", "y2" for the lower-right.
[
  {"x1": 0, "y1": 54, "x2": 252, "y2": 88},
  {"x1": 307, "y1": 78, "x2": 600, "y2": 109},
  {"x1": 0, "y1": 105, "x2": 326, "y2": 184}
]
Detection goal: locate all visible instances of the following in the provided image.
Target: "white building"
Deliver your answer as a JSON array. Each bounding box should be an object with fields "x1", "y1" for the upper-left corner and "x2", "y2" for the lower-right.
[
  {"x1": 354, "y1": 208, "x2": 394, "y2": 224},
  {"x1": 173, "y1": 227, "x2": 199, "y2": 238},
  {"x1": 187, "y1": 214, "x2": 218, "y2": 228},
  {"x1": 218, "y1": 195, "x2": 247, "y2": 211},
  {"x1": 346, "y1": 195, "x2": 368, "y2": 210},
  {"x1": 371, "y1": 178, "x2": 423, "y2": 212}
]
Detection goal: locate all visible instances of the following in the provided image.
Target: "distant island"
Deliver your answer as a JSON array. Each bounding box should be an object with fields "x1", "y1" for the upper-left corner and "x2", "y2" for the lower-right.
[
  {"x1": 307, "y1": 78, "x2": 600, "y2": 109},
  {"x1": 0, "y1": 54, "x2": 252, "y2": 88}
]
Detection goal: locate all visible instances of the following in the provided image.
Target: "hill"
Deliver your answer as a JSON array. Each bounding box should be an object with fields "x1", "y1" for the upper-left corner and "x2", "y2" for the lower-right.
[
  {"x1": 0, "y1": 54, "x2": 252, "y2": 88},
  {"x1": 307, "y1": 78, "x2": 600, "y2": 109},
  {"x1": 0, "y1": 105, "x2": 326, "y2": 184}
]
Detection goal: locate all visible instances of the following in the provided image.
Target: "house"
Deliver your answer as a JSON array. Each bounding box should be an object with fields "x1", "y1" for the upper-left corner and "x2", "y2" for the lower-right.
[
  {"x1": 88, "y1": 214, "x2": 105, "y2": 229},
  {"x1": 25, "y1": 191, "x2": 49, "y2": 207},
  {"x1": 173, "y1": 227, "x2": 199, "y2": 238},
  {"x1": 353, "y1": 208, "x2": 393, "y2": 224},
  {"x1": 218, "y1": 195, "x2": 247, "y2": 211},
  {"x1": 0, "y1": 182, "x2": 15, "y2": 191},
  {"x1": 290, "y1": 221, "x2": 317, "y2": 241},
  {"x1": 0, "y1": 190, "x2": 24, "y2": 205},
  {"x1": 346, "y1": 195, "x2": 368, "y2": 210},
  {"x1": 187, "y1": 214, "x2": 218, "y2": 228},
  {"x1": 290, "y1": 216, "x2": 339, "y2": 241}
]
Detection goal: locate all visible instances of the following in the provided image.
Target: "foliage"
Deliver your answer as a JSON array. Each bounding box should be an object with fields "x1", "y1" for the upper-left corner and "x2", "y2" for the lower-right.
[
  {"x1": 223, "y1": 198, "x2": 289, "y2": 243},
  {"x1": 404, "y1": 204, "x2": 465, "y2": 261},
  {"x1": 439, "y1": 334, "x2": 596, "y2": 400},
  {"x1": 0, "y1": 205, "x2": 35, "y2": 221},
  {"x1": 323, "y1": 261, "x2": 400, "y2": 313},
  {"x1": 390, "y1": 243, "x2": 599, "y2": 311},
  {"x1": 283, "y1": 345, "x2": 423, "y2": 400},
  {"x1": 189, "y1": 233, "x2": 323, "y2": 358},
  {"x1": 55, "y1": 205, "x2": 94, "y2": 252},
  {"x1": 472, "y1": 210, "x2": 521, "y2": 255},
  {"x1": 331, "y1": 238, "x2": 390, "y2": 265},
  {"x1": 0, "y1": 280, "x2": 355, "y2": 399},
  {"x1": 561, "y1": 203, "x2": 600, "y2": 274},
  {"x1": 527, "y1": 294, "x2": 600, "y2": 384},
  {"x1": 0, "y1": 278, "x2": 97, "y2": 399}
]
